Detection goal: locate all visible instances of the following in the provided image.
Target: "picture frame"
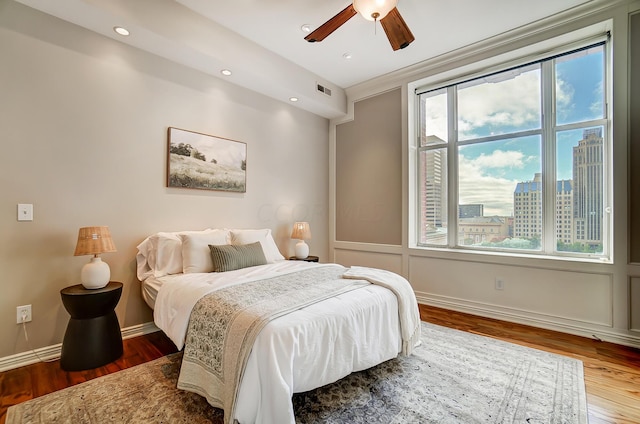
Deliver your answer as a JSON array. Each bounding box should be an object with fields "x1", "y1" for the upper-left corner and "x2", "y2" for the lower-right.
[{"x1": 167, "y1": 127, "x2": 247, "y2": 192}]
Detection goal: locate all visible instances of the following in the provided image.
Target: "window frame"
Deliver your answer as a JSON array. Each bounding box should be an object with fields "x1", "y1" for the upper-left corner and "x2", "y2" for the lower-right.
[{"x1": 411, "y1": 35, "x2": 612, "y2": 262}]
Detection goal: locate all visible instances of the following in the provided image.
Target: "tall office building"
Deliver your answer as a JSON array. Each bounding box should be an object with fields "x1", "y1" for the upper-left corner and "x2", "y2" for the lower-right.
[
  {"x1": 514, "y1": 128, "x2": 602, "y2": 249},
  {"x1": 419, "y1": 149, "x2": 446, "y2": 240},
  {"x1": 556, "y1": 180, "x2": 574, "y2": 244},
  {"x1": 514, "y1": 174, "x2": 573, "y2": 243},
  {"x1": 514, "y1": 173, "x2": 543, "y2": 240},
  {"x1": 572, "y1": 128, "x2": 604, "y2": 247}
]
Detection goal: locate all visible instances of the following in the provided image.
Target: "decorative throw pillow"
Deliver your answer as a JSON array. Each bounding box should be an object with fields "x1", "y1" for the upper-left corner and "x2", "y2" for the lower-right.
[{"x1": 209, "y1": 242, "x2": 267, "y2": 272}]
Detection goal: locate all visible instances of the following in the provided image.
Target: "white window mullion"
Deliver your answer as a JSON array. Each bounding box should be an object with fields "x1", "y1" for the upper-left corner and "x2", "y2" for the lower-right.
[
  {"x1": 602, "y1": 38, "x2": 612, "y2": 259},
  {"x1": 448, "y1": 86, "x2": 458, "y2": 248},
  {"x1": 540, "y1": 60, "x2": 556, "y2": 254}
]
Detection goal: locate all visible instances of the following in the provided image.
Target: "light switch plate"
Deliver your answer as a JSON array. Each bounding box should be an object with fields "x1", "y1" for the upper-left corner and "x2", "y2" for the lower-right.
[{"x1": 17, "y1": 204, "x2": 33, "y2": 221}]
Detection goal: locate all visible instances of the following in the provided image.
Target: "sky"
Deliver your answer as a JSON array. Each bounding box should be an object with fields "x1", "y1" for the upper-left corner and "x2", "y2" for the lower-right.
[
  {"x1": 423, "y1": 44, "x2": 605, "y2": 216},
  {"x1": 169, "y1": 128, "x2": 246, "y2": 169}
]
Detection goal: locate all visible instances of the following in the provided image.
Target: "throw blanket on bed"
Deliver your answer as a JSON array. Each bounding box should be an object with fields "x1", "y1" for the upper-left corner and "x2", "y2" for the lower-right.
[
  {"x1": 343, "y1": 266, "x2": 422, "y2": 355},
  {"x1": 177, "y1": 266, "x2": 370, "y2": 424}
]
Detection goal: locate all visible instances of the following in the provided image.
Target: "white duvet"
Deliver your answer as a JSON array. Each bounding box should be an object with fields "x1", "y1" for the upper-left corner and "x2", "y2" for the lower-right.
[{"x1": 153, "y1": 261, "x2": 403, "y2": 424}]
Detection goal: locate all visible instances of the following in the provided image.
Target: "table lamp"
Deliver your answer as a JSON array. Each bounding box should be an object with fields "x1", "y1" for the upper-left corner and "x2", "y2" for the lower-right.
[
  {"x1": 74, "y1": 226, "x2": 117, "y2": 289},
  {"x1": 291, "y1": 222, "x2": 311, "y2": 259}
]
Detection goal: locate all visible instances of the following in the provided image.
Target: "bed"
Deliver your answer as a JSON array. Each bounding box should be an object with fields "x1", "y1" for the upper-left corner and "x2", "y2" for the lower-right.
[{"x1": 137, "y1": 228, "x2": 420, "y2": 424}]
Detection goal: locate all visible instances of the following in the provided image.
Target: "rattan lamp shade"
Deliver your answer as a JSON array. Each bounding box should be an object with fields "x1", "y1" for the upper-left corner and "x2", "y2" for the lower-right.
[
  {"x1": 74, "y1": 226, "x2": 116, "y2": 256},
  {"x1": 291, "y1": 222, "x2": 311, "y2": 240},
  {"x1": 74, "y1": 226, "x2": 116, "y2": 289}
]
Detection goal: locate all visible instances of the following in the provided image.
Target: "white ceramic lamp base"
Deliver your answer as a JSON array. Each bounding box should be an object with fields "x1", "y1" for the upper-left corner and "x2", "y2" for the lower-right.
[
  {"x1": 81, "y1": 256, "x2": 111, "y2": 289},
  {"x1": 295, "y1": 240, "x2": 309, "y2": 259}
]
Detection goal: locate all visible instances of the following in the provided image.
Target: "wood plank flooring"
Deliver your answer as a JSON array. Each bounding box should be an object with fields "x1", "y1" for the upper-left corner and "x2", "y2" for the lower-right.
[
  {"x1": 420, "y1": 306, "x2": 640, "y2": 424},
  {"x1": 1, "y1": 305, "x2": 639, "y2": 423}
]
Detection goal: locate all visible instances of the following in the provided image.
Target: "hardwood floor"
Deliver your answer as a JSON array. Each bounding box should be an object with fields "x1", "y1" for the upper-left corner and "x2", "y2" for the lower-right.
[
  {"x1": 1, "y1": 305, "x2": 639, "y2": 423},
  {"x1": 0, "y1": 330, "x2": 178, "y2": 424},
  {"x1": 421, "y1": 306, "x2": 640, "y2": 424}
]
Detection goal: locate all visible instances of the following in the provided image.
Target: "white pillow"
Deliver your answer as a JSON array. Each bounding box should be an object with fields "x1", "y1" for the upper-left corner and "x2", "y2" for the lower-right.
[
  {"x1": 152, "y1": 232, "x2": 184, "y2": 277},
  {"x1": 136, "y1": 229, "x2": 221, "y2": 278},
  {"x1": 229, "y1": 229, "x2": 285, "y2": 263},
  {"x1": 136, "y1": 238, "x2": 155, "y2": 281},
  {"x1": 181, "y1": 229, "x2": 231, "y2": 273},
  {"x1": 137, "y1": 232, "x2": 184, "y2": 278}
]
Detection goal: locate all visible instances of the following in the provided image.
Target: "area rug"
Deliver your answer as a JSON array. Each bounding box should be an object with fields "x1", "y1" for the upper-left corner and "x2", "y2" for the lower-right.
[{"x1": 6, "y1": 322, "x2": 587, "y2": 423}]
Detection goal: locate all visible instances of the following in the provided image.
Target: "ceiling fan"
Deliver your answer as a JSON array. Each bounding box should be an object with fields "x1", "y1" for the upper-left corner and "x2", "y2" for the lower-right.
[{"x1": 304, "y1": 0, "x2": 414, "y2": 51}]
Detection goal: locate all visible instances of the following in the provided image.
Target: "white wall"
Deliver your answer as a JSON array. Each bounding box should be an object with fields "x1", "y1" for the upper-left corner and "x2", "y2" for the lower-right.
[
  {"x1": 331, "y1": 0, "x2": 640, "y2": 348},
  {"x1": 0, "y1": 2, "x2": 329, "y2": 361}
]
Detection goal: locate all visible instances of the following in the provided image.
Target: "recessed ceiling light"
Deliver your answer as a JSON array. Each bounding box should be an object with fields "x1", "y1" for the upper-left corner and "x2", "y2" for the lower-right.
[
  {"x1": 343, "y1": 52, "x2": 353, "y2": 60},
  {"x1": 113, "y1": 26, "x2": 130, "y2": 36},
  {"x1": 289, "y1": 97, "x2": 299, "y2": 102},
  {"x1": 221, "y1": 69, "x2": 232, "y2": 76},
  {"x1": 301, "y1": 24, "x2": 311, "y2": 33}
]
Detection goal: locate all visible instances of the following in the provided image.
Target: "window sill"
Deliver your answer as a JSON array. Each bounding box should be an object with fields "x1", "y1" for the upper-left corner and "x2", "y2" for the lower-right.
[{"x1": 409, "y1": 244, "x2": 612, "y2": 267}]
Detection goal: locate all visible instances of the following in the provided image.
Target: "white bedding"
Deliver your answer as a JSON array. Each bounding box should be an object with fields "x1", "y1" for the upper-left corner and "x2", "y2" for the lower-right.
[
  {"x1": 141, "y1": 276, "x2": 162, "y2": 309},
  {"x1": 151, "y1": 261, "x2": 403, "y2": 424}
]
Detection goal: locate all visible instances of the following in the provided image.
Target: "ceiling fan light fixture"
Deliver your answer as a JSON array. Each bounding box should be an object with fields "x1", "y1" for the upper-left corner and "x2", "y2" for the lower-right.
[{"x1": 353, "y1": 0, "x2": 398, "y2": 21}]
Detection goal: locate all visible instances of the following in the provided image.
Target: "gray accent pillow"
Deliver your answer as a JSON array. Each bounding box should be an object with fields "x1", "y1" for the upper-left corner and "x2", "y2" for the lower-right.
[{"x1": 208, "y1": 242, "x2": 267, "y2": 272}]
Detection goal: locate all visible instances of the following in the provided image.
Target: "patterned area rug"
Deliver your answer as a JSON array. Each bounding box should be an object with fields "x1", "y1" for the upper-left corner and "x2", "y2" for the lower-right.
[{"x1": 6, "y1": 322, "x2": 587, "y2": 424}]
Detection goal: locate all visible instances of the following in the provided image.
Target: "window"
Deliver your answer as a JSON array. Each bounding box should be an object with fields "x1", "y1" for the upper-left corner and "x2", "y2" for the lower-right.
[{"x1": 416, "y1": 41, "x2": 610, "y2": 260}]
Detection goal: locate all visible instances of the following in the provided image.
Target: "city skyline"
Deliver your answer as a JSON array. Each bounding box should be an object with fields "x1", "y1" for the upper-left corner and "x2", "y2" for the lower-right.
[
  {"x1": 455, "y1": 128, "x2": 604, "y2": 252},
  {"x1": 419, "y1": 43, "x2": 606, "y2": 252},
  {"x1": 453, "y1": 47, "x2": 605, "y2": 217}
]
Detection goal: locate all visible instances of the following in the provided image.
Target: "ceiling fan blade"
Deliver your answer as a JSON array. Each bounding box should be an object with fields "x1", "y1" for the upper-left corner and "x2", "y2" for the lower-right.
[
  {"x1": 305, "y1": 4, "x2": 357, "y2": 43},
  {"x1": 380, "y1": 7, "x2": 415, "y2": 51}
]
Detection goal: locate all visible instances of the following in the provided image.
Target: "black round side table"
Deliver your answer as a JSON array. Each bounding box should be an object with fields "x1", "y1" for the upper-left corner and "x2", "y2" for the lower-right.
[
  {"x1": 288, "y1": 255, "x2": 319, "y2": 262},
  {"x1": 60, "y1": 281, "x2": 123, "y2": 371}
]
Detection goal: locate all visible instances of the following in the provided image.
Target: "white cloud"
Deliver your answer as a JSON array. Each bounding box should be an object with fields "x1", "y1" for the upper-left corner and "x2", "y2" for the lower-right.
[
  {"x1": 422, "y1": 91, "x2": 448, "y2": 142},
  {"x1": 458, "y1": 150, "x2": 531, "y2": 216},
  {"x1": 555, "y1": 77, "x2": 575, "y2": 123},
  {"x1": 458, "y1": 71, "x2": 541, "y2": 138},
  {"x1": 589, "y1": 80, "x2": 604, "y2": 117},
  {"x1": 471, "y1": 149, "x2": 527, "y2": 170}
]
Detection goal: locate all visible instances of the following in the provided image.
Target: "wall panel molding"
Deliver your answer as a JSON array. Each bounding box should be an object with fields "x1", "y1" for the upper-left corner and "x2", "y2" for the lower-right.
[{"x1": 630, "y1": 277, "x2": 640, "y2": 331}]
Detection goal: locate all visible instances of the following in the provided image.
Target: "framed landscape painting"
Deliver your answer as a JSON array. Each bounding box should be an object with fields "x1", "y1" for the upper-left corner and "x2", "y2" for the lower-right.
[{"x1": 167, "y1": 127, "x2": 247, "y2": 192}]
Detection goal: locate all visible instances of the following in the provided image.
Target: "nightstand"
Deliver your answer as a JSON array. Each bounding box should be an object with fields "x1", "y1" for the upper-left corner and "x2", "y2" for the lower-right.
[
  {"x1": 60, "y1": 281, "x2": 123, "y2": 371},
  {"x1": 288, "y1": 255, "x2": 319, "y2": 262}
]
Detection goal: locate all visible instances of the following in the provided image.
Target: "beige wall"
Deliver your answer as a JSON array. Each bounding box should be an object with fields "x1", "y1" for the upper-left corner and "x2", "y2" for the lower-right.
[
  {"x1": 332, "y1": 1, "x2": 640, "y2": 347},
  {"x1": 0, "y1": 2, "x2": 329, "y2": 360},
  {"x1": 335, "y1": 89, "x2": 402, "y2": 245}
]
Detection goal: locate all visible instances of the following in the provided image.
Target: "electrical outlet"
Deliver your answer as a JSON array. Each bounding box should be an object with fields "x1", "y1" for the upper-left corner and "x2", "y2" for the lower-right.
[
  {"x1": 495, "y1": 278, "x2": 505, "y2": 290},
  {"x1": 16, "y1": 305, "x2": 32, "y2": 324}
]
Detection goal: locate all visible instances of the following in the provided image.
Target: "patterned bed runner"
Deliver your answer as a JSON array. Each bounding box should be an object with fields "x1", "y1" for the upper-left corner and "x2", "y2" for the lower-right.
[{"x1": 177, "y1": 266, "x2": 370, "y2": 424}]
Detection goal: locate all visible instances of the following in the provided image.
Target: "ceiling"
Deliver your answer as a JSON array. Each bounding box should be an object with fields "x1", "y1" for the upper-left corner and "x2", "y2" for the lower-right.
[{"x1": 15, "y1": 0, "x2": 600, "y2": 118}]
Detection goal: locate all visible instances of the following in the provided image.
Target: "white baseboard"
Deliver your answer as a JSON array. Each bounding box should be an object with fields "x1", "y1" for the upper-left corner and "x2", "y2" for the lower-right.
[
  {"x1": 417, "y1": 293, "x2": 640, "y2": 350},
  {"x1": 0, "y1": 322, "x2": 160, "y2": 373},
  {"x1": 5, "y1": 299, "x2": 639, "y2": 372},
  {"x1": 121, "y1": 321, "x2": 160, "y2": 340}
]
